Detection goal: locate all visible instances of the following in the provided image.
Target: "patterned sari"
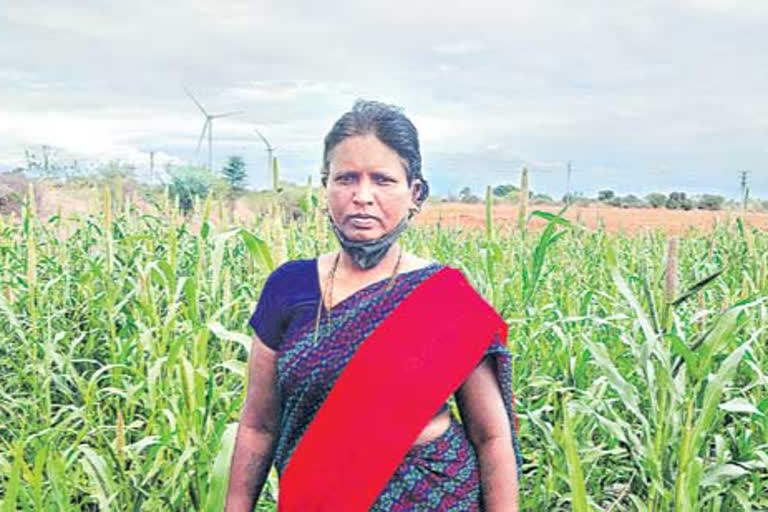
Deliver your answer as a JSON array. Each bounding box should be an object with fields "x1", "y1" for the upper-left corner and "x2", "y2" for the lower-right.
[{"x1": 272, "y1": 263, "x2": 522, "y2": 511}]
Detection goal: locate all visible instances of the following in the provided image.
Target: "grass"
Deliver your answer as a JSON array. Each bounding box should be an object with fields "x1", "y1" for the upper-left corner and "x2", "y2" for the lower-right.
[{"x1": 0, "y1": 184, "x2": 766, "y2": 510}]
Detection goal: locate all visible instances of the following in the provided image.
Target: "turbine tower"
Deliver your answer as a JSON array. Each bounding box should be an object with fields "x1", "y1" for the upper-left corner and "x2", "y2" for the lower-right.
[
  {"x1": 255, "y1": 129, "x2": 278, "y2": 190},
  {"x1": 185, "y1": 87, "x2": 243, "y2": 171}
]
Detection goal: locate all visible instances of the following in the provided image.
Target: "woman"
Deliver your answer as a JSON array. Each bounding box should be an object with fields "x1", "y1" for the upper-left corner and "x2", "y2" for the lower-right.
[{"x1": 225, "y1": 100, "x2": 522, "y2": 511}]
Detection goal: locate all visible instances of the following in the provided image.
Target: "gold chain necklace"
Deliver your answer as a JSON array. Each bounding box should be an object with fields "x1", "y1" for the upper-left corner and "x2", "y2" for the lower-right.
[{"x1": 312, "y1": 247, "x2": 403, "y2": 344}]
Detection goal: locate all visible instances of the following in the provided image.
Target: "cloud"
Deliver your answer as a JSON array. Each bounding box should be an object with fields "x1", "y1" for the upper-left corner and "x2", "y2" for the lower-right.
[{"x1": 0, "y1": 0, "x2": 766, "y2": 196}]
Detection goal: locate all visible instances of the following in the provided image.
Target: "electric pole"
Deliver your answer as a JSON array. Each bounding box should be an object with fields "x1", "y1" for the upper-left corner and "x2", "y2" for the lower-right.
[
  {"x1": 565, "y1": 161, "x2": 573, "y2": 204},
  {"x1": 740, "y1": 171, "x2": 750, "y2": 211}
]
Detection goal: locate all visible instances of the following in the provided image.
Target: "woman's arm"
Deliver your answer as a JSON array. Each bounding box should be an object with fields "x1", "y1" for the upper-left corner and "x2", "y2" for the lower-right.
[
  {"x1": 224, "y1": 336, "x2": 282, "y2": 512},
  {"x1": 456, "y1": 356, "x2": 519, "y2": 512}
]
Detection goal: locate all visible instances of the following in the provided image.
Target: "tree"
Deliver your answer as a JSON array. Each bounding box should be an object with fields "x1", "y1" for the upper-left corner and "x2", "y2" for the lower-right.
[
  {"x1": 23, "y1": 145, "x2": 87, "y2": 181},
  {"x1": 562, "y1": 191, "x2": 585, "y2": 204},
  {"x1": 531, "y1": 193, "x2": 554, "y2": 204},
  {"x1": 458, "y1": 186, "x2": 481, "y2": 203},
  {"x1": 620, "y1": 194, "x2": 645, "y2": 208},
  {"x1": 597, "y1": 189, "x2": 615, "y2": 202},
  {"x1": 666, "y1": 192, "x2": 693, "y2": 211},
  {"x1": 492, "y1": 184, "x2": 519, "y2": 197},
  {"x1": 608, "y1": 194, "x2": 645, "y2": 208},
  {"x1": 221, "y1": 155, "x2": 247, "y2": 190},
  {"x1": 168, "y1": 165, "x2": 216, "y2": 215},
  {"x1": 696, "y1": 194, "x2": 725, "y2": 211},
  {"x1": 646, "y1": 193, "x2": 667, "y2": 208}
]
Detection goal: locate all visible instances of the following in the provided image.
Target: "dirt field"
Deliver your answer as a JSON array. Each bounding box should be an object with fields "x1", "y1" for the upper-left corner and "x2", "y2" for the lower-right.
[
  {"x1": 415, "y1": 202, "x2": 768, "y2": 235},
  {"x1": 6, "y1": 179, "x2": 767, "y2": 236}
]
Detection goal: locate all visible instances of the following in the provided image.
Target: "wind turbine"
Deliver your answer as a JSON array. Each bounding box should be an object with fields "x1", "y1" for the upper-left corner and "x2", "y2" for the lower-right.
[
  {"x1": 185, "y1": 87, "x2": 243, "y2": 171},
  {"x1": 255, "y1": 128, "x2": 278, "y2": 190}
]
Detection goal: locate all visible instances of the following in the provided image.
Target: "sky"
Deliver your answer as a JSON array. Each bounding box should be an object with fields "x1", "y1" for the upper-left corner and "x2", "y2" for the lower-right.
[{"x1": 1, "y1": 0, "x2": 767, "y2": 199}]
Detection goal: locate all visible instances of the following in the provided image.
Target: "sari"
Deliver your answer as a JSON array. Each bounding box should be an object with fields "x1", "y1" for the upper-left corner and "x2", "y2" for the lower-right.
[{"x1": 271, "y1": 263, "x2": 522, "y2": 511}]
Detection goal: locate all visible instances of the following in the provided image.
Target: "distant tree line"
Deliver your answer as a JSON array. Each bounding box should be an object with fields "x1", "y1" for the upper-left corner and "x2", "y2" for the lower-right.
[
  {"x1": 3, "y1": 149, "x2": 766, "y2": 214},
  {"x1": 443, "y1": 184, "x2": 553, "y2": 204},
  {"x1": 445, "y1": 184, "x2": 736, "y2": 212},
  {"x1": 595, "y1": 190, "x2": 726, "y2": 210}
]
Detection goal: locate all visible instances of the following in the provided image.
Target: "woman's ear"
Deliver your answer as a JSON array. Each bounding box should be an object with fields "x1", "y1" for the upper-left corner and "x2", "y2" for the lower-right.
[{"x1": 410, "y1": 180, "x2": 422, "y2": 206}]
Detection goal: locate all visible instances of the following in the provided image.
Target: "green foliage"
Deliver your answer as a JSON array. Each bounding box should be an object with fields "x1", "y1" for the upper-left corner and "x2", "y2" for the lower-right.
[
  {"x1": 221, "y1": 155, "x2": 247, "y2": 190},
  {"x1": 598, "y1": 189, "x2": 615, "y2": 202},
  {"x1": 458, "y1": 186, "x2": 481, "y2": 203},
  {"x1": 272, "y1": 157, "x2": 281, "y2": 193},
  {"x1": 666, "y1": 191, "x2": 694, "y2": 210},
  {"x1": 492, "y1": 183, "x2": 519, "y2": 197},
  {"x1": 167, "y1": 165, "x2": 224, "y2": 214},
  {"x1": 531, "y1": 193, "x2": 554, "y2": 204},
  {"x1": 0, "y1": 192, "x2": 766, "y2": 510},
  {"x1": 646, "y1": 192, "x2": 667, "y2": 208},
  {"x1": 606, "y1": 194, "x2": 646, "y2": 209},
  {"x1": 696, "y1": 194, "x2": 725, "y2": 211}
]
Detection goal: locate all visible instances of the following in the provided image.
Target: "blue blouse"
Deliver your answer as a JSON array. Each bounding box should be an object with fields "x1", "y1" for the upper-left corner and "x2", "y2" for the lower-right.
[
  {"x1": 249, "y1": 259, "x2": 322, "y2": 351},
  {"x1": 249, "y1": 259, "x2": 451, "y2": 416}
]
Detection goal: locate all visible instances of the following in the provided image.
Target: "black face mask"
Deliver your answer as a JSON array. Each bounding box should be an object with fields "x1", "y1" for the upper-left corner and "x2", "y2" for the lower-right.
[{"x1": 329, "y1": 215, "x2": 409, "y2": 270}]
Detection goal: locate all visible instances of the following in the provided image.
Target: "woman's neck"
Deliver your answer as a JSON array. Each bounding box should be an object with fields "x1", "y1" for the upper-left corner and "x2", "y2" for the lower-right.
[{"x1": 337, "y1": 242, "x2": 402, "y2": 281}]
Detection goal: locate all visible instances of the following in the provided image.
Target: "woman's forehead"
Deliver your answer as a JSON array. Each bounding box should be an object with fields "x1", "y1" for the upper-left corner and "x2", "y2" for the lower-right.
[{"x1": 329, "y1": 137, "x2": 408, "y2": 174}]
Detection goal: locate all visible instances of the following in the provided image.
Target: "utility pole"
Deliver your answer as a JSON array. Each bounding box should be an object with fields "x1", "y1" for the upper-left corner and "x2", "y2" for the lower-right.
[
  {"x1": 565, "y1": 160, "x2": 573, "y2": 204},
  {"x1": 740, "y1": 170, "x2": 750, "y2": 211}
]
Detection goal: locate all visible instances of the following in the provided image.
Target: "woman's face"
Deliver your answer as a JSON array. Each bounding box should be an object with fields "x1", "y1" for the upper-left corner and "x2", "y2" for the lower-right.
[{"x1": 326, "y1": 134, "x2": 418, "y2": 241}]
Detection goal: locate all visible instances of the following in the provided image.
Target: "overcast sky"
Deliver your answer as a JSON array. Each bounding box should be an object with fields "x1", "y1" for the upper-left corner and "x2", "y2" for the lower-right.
[{"x1": 1, "y1": 0, "x2": 766, "y2": 198}]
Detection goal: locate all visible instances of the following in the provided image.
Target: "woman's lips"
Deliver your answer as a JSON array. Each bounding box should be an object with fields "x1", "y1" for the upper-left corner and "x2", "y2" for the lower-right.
[{"x1": 349, "y1": 217, "x2": 377, "y2": 229}]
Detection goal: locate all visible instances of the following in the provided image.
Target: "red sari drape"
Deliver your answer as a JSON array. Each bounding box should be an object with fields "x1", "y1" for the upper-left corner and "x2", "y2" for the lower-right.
[{"x1": 277, "y1": 267, "x2": 512, "y2": 511}]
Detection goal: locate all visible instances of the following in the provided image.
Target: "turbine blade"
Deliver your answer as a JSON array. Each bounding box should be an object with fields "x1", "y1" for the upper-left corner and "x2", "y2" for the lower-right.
[
  {"x1": 196, "y1": 120, "x2": 209, "y2": 155},
  {"x1": 184, "y1": 87, "x2": 208, "y2": 116},
  {"x1": 212, "y1": 110, "x2": 244, "y2": 119},
  {"x1": 254, "y1": 128, "x2": 270, "y2": 148}
]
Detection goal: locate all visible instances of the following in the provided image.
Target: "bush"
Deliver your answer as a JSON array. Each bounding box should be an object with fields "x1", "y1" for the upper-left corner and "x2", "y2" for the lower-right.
[
  {"x1": 646, "y1": 193, "x2": 667, "y2": 208},
  {"x1": 604, "y1": 194, "x2": 645, "y2": 208},
  {"x1": 598, "y1": 190, "x2": 615, "y2": 202},
  {"x1": 666, "y1": 192, "x2": 694, "y2": 211},
  {"x1": 0, "y1": 173, "x2": 29, "y2": 215},
  {"x1": 696, "y1": 194, "x2": 725, "y2": 211},
  {"x1": 167, "y1": 165, "x2": 226, "y2": 215},
  {"x1": 458, "y1": 187, "x2": 481, "y2": 204},
  {"x1": 492, "y1": 184, "x2": 519, "y2": 197},
  {"x1": 531, "y1": 193, "x2": 554, "y2": 205}
]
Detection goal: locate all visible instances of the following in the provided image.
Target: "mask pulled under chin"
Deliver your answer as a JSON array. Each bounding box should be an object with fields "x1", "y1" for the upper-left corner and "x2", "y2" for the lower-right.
[{"x1": 329, "y1": 216, "x2": 409, "y2": 270}]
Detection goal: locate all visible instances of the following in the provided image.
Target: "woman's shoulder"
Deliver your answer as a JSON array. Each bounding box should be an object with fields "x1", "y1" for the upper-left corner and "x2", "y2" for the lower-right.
[
  {"x1": 399, "y1": 252, "x2": 442, "y2": 273},
  {"x1": 268, "y1": 258, "x2": 317, "y2": 281},
  {"x1": 261, "y1": 258, "x2": 319, "y2": 301}
]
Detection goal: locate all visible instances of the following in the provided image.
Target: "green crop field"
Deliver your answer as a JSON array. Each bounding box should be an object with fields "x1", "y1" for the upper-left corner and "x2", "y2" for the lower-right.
[{"x1": 1, "y1": 185, "x2": 766, "y2": 511}]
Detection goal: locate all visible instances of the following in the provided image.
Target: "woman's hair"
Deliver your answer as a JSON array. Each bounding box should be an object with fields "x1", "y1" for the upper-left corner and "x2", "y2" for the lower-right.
[{"x1": 321, "y1": 99, "x2": 430, "y2": 204}]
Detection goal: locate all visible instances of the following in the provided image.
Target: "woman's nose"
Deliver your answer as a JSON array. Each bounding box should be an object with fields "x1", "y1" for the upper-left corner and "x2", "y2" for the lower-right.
[{"x1": 353, "y1": 179, "x2": 374, "y2": 204}]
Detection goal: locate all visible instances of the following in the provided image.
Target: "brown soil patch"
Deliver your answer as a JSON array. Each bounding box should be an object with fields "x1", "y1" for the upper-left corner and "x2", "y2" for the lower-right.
[
  {"x1": 6, "y1": 178, "x2": 766, "y2": 236},
  {"x1": 415, "y1": 202, "x2": 768, "y2": 235}
]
